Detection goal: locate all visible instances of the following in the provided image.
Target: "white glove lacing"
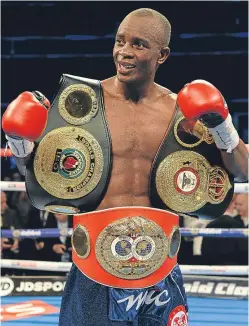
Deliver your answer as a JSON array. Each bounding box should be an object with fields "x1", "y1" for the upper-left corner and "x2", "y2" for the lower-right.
[
  {"x1": 5, "y1": 135, "x2": 34, "y2": 158},
  {"x1": 208, "y1": 114, "x2": 240, "y2": 153}
]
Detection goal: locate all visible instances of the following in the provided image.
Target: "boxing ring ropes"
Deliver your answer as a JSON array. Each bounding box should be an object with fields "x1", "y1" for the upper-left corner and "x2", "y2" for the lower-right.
[
  {"x1": 1, "y1": 147, "x2": 249, "y2": 276},
  {"x1": 0, "y1": 149, "x2": 249, "y2": 326}
]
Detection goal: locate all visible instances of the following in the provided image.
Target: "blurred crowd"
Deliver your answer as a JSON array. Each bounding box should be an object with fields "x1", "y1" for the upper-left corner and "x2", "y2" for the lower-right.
[
  {"x1": 178, "y1": 193, "x2": 248, "y2": 267},
  {"x1": 1, "y1": 172, "x2": 73, "y2": 275},
  {"x1": 1, "y1": 171, "x2": 248, "y2": 276}
]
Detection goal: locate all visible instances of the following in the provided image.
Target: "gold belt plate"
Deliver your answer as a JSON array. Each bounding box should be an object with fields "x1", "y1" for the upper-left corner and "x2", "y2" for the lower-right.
[
  {"x1": 95, "y1": 216, "x2": 171, "y2": 280},
  {"x1": 58, "y1": 84, "x2": 99, "y2": 125},
  {"x1": 156, "y1": 150, "x2": 232, "y2": 213},
  {"x1": 34, "y1": 126, "x2": 104, "y2": 199}
]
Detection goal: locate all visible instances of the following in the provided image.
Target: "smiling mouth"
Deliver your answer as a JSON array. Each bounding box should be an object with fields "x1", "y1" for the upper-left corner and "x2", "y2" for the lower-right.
[{"x1": 118, "y1": 62, "x2": 136, "y2": 73}]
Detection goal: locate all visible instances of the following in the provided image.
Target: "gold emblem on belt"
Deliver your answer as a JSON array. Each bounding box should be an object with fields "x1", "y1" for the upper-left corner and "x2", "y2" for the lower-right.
[
  {"x1": 44, "y1": 205, "x2": 80, "y2": 215},
  {"x1": 58, "y1": 84, "x2": 98, "y2": 125},
  {"x1": 174, "y1": 116, "x2": 214, "y2": 148},
  {"x1": 95, "y1": 216, "x2": 171, "y2": 280},
  {"x1": 72, "y1": 224, "x2": 90, "y2": 259},
  {"x1": 34, "y1": 126, "x2": 104, "y2": 199},
  {"x1": 156, "y1": 151, "x2": 232, "y2": 213}
]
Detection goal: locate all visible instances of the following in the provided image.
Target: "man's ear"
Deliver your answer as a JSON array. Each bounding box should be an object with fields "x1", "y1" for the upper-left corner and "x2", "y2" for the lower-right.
[{"x1": 158, "y1": 47, "x2": 170, "y2": 65}]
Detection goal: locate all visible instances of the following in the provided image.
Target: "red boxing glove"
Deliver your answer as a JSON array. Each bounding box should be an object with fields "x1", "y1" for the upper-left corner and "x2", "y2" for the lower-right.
[
  {"x1": 177, "y1": 80, "x2": 239, "y2": 153},
  {"x1": 177, "y1": 80, "x2": 228, "y2": 127},
  {"x1": 2, "y1": 91, "x2": 50, "y2": 141}
]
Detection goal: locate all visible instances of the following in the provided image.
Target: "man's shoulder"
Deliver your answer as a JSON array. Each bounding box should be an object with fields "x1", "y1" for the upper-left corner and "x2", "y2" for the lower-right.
[
  {"x1": 155, "y1": 83, "x2": 177, "y2": 102},
  {"x1": 234, "y1": 215, "x2": 246, "y2": 227},
  {"x1": 207, "y1": 214, "x2": 241, "y2": 228},
  {"x1": 100, "y1": 77, "x2": 118, "y2": 98},
  {"x1": 101, "y1": 76, "x2": 115, "y2": 87}
]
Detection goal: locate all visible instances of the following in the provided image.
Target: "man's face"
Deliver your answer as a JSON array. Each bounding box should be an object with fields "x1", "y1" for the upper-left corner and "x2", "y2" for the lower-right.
[
  {"x1": 113, "y1": 15, "x2": 165, "y2": 84},
  {"x1": 1, "y1": 192, "x2": 8, "y2": 214},
  {"x1": 235, "y1": 194, "x2": 248, "y2": 217}
]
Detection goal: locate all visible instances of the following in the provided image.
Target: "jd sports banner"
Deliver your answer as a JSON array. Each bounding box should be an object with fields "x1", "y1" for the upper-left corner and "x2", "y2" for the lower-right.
[
  {"x1": 183, "y1": 275, "x2": 248, "y2": 299},
  {"x1": 0, "y1": 276, "x2": 66, "y2": 297},
  {"x1": 1, "y1": 275, "x2": 248, "y2": 299}
]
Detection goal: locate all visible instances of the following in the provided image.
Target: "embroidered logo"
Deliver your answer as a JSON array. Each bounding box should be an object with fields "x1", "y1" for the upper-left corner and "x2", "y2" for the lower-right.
[
  {"x1": 117, "y1": 289, "x2": 170, "y2": 312},
  {"x1": 168, "y1": 305, "x2": 188, "y2": 326}
]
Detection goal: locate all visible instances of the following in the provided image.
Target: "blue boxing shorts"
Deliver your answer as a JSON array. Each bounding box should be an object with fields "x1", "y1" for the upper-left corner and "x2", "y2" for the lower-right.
[{"x1": 59, "y1": 263, "x2": 188, "y2": 326}]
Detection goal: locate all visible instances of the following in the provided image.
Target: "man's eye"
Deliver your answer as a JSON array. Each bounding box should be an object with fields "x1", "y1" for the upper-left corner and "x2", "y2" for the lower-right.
[
  {"x1": 115, "y1": 39, "x2": 123, "y2": 45},
  {"x1": 135, "y1": 42, "x2": 145, "y2": 49}
]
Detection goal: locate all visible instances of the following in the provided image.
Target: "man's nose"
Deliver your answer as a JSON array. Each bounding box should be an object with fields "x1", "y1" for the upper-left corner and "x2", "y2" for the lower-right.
[{"x1": 118, "y1": 43, "x2": 134, "y2": 57}]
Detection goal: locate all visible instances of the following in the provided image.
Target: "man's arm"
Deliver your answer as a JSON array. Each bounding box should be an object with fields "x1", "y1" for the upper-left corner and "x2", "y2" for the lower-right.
[
  {"x1": 221, "y1": 139, "x2": 248, "y2": 182},
  {"x1": 177, "y1": 80, "x2": 248, "y2": 182},
  {"x1": 2, "y1": 91, "x2": 50, "y2": 176},
  {"x1": 5, "y1": 136, "x2": 34, "y2": 176}
]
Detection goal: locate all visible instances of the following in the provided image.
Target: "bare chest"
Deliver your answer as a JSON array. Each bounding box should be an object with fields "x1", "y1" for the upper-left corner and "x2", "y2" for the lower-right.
[{"x1": 104, "y1": 98, "x2": 172, "y2": 160}]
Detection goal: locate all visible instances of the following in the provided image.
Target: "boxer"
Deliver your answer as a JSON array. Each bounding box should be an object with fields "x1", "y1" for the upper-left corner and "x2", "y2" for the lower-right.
[{"x1": 2, "y1": 8, "x2": 248, "y2": 326}]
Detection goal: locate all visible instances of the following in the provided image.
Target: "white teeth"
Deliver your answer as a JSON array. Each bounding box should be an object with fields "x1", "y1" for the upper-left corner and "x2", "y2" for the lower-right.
[{"x1": 119, "y1": 63, "x2": 135, "y2": 69}]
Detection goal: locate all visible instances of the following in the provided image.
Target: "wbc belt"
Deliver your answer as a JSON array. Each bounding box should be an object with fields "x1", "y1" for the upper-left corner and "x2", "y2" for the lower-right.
[{"x1": 72, "y1": 207, "x2": 180, "y2": 289}]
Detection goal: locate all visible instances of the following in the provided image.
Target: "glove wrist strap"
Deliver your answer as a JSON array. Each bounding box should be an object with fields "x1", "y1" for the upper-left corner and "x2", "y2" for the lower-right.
[
  {"x1": 5, "y1": 135, "x2": 34, "y2": 158},
  {"x1": 208, "y1": 114, "x2": 240, "y2": 153}
]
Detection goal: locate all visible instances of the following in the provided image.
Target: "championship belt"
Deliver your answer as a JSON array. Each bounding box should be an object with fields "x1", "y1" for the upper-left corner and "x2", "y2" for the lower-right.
[
  {"x1": 72, "y1": 207, "x2": 180, "y2": 289},
  {"x1": 25, "y1": 74, "x2": 112, "y2": 214},
  {"x1": 150, "y1": 108, "x2": 234, "y2": 219},
  {"x1": 34, "y1": 126, "x2": 104, "y2": 201},
  {"x1": 156, "y1": 150, "x2": 232, "y2": 213}
]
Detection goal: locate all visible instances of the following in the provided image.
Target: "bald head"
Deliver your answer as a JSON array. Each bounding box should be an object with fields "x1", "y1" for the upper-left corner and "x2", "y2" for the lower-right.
[
  {"x1": 123, "y1": 8, "x2": 171, "y2": 47},
  {"x1": 235, "y1": 193, "x2": 248, "y2": 217}
]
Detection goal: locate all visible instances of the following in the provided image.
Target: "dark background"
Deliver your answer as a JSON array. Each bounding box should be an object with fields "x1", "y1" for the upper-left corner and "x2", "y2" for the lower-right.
[{"x1": 1, "y1": 1, "x2": 248, "y2": 148}]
